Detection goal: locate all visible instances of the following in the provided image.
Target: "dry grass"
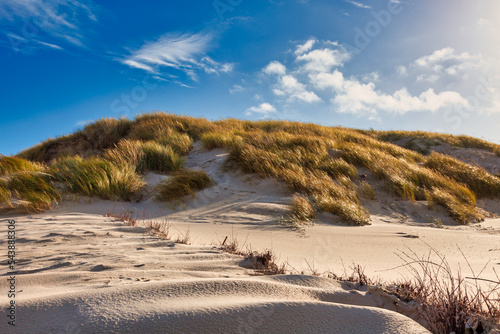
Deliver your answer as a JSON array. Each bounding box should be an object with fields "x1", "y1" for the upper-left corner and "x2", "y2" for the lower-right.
[
  {"x1": 154, "y1": 169, "x2": 214, "y2": 202},
  {"x1": 0, "y1": 156, "x2": 59, "y2": 212},
  {"x1": 220, "y1": 236, "x2": 286, "y2": 275},
  {"x1": 105, "y1": 139, "x2": 184, "y2": 174},
  {"x1": 11, "y1": 112, "x2": 500, "y2": 225},
  {"x1": 51, "y1": 156, "x2": 144, "y2": 201},
  {"x1": 425, "y1": 152, "x2": 500, "y2": 198},
  {"x1": 387, "y1": 246, "x2": 500, "y2": 334},
  {"x1": 365, "y1": 130, "x2": 500, "y2": 157}
]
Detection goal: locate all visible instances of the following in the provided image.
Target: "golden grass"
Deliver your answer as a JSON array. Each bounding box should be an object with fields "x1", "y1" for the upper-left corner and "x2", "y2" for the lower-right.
[
  {"x1": 365, "y1": 130, "x2": 500, "y2": 156},
  {"x1": 11, "y1": 112, "x2": 500, "y2": 225},
  {"x1": 154, "y1": 169, "x2": 214, "y2": 202},
  {"x1": 51, "y1": 156, "x2": 144, "y2": 201},
  {"x1": 76, "y1": 117, "x2": 131, "y2": 151},
  {"x1": 0, "y1": 155, "x2": 43, "y2": 175},
  {"x1": 200, "y1": 131, "x2": 242, "y2": 150},
  {"x1": 127, "y1": 119, "x2": 193, "y2": 155},
  {"x1": 425, "y1": 152, "x2": 500, "y2": 198},
  {"x1": 105, "y1": 140, "x2": 184, "y2": 174}
]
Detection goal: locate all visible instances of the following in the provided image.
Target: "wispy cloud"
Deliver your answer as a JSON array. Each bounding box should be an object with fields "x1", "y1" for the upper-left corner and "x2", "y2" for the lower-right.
[
  {"x1": 0, "y1": 0, "x2": 97, "y2": 49},
  {"x1": 344, "y1": 0, "x2": 372, "y2": 9},
  {"x1": 121, "y1": 31, "x2": 233, "y2": 81},
  {"x1": 245, "y1": 102, "x2": 277, "y2": 117}
]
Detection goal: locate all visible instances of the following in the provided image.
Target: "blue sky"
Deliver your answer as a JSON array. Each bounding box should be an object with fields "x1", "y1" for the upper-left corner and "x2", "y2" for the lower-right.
[{"x1": 1, "y1": 0, "x2": 499, "y2": 155}]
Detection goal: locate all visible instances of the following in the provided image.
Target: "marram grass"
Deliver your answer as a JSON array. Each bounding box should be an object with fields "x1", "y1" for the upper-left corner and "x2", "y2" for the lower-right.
[
  {"x1": 51, "y1": 156, "x2": 144, "y2": 201},
  {"x1": 105, "y1": 140, "x2": 184, "y2": 174},
  {"x1": 154, "y1": 169, "x2": 214, "y2": 202},
  {"x1": 9, "y1": 112, "x2": 500, "y2": 224}
]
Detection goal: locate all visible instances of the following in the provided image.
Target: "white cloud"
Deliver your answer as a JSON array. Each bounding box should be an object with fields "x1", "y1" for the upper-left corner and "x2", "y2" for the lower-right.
[
  {"x1": 255, "y1": 42, "x2": 483, "y2": 119},
  {"x1": 295, "y1": 39, "x2": 316, "y2": 55},
  {"x1": 0, "y1": 0, "x2": 96, "y2": 47},
  {"x1": 246, "y1": 103, "x2": 277, "y2": 117},
  {"x1": 121, "y1": 31, "x2": 233, "y2": 80},
  {"x1": 296, "y1": 48, "x2": 351, "y2": 72},
  {"x1": 36, "y1": 40, "x2": 63, "y2": 50},
  {"x1": 263, "y1": 61, "x2": 287, "y2": 75},
  {"x1": 412, "y1": 47, "x2": 483, "y2": 82},
  {"x1": 310, "y1": 69, "x2": 469, "y2": 115},
  {"x1": 344, "y1": 0, "x2": 372, "y2": 9},
  {"x1": 229, "y1": 84, "x2": 244, "y2": 94}
]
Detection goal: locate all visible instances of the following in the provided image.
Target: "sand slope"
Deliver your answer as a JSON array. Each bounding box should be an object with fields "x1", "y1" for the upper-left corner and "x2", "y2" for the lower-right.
[{"x1": 0, "y1": 213, "x2": 429, "y2": 333}]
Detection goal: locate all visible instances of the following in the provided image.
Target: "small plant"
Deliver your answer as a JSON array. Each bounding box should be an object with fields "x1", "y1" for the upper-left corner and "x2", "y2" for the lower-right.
[
  {"x1": 106, "y1": 210, "x2": 137, "y2": 226},
  {"x1": 154, "y1": 169, "x2": 214, "y2": 202},
  {"x1": 174, "y1": 228, "x2": 191, "y2": 244}
]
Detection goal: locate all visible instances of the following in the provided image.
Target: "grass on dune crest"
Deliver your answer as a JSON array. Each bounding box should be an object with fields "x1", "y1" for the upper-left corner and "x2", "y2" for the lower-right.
[
  {"x1": 18, "y1": 118, "x2": 132, "y2": 162},
  {"x1": 154, "y1": 169, "x2": 214, "y2": 202},
  {"x1": 51, "y1": 156, "x2": 144, "y2": 201},
  {"x1": 363, "y1": 129, "x2": 500, "y2": 156},
  {"x1": 9, "y1": 112, "x2": 500, "y2": 224},
  {"x1": 104, "y1": 139, "x2": 184, "y2": 174}
]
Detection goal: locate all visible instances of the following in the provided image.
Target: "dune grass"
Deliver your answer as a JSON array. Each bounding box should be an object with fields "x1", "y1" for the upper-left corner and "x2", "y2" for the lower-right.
[
  {"x1": 0, "y1": 155, "x2": 43, "y2": 174},
  {"x1": 424, "y1": 152, "x2": 500, "y2": 198},
  {"x1": 105, "y1": 140, "x2": 184, "y2": 174},
  {"x1": 50, "y1": 156, "x2": 144, "y2": 201},
  {"x1": 9, "y1": 112, "x2": 500, "y2": 223},
  {"x1": 154, "y1": 169, "x2": 214, "y2": 202},
  {"x1": 18, "y1": 118, "x2": 132, "y2": 162},
  {"x1": 364, "y1": 129, "x2": 500, "y2": 156},
  {"x1": 0, "y1": 155, "x2": 60, "y2": 211}
]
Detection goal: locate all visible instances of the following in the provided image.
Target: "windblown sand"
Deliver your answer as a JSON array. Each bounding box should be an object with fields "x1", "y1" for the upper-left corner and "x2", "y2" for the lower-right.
[
  {"x1": 1, "y1": 213, "x2": 430, "y2": 333},
  {"x1": 1, "y1": 144, "x2": 499, "y2": 333}
]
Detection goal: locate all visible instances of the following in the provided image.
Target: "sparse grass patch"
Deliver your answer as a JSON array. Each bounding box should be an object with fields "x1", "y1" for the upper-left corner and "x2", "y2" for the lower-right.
[
  {"x1": 390, "y1": 247, "x2": 500, "y2": 334},
  {"x1": 51, "y1": 156, "x2": 144, "y2": 201},
  {"x1": 154, "y1": 169, "x2": 214, "y2": 202},
  {"x1": 220, "y1": 236, "x2": 286, "y2": 275}
]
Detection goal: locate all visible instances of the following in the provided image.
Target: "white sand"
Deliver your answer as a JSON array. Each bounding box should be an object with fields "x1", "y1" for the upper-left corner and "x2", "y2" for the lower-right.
[{"x1": 1, "y1": 213, "x2": 429, "y2": 333}]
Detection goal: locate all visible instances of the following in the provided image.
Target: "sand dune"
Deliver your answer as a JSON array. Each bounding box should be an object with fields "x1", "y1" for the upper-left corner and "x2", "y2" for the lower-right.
[{"x1": 0, "y1": 212, "x2": 429, "y2": 333}]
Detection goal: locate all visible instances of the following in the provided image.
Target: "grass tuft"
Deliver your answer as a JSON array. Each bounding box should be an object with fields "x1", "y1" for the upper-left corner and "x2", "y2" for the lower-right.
[
  {"x1": 51, "y1": 156, "x2": 144, "y2": 201},
  {"x1": 154, "y1": 169, "x2": 214, "y2": 202},
  {"x1": 105, "y1": 140, "x2": 184, "y2": 174}
]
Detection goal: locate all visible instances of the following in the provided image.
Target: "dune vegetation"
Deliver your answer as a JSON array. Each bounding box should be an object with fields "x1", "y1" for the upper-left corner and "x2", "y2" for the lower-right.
[{"x1": 3, "y1": 112, "x2": 499, "y2": 225}]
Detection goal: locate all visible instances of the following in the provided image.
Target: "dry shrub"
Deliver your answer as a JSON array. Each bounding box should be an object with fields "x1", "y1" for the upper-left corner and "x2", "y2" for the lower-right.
[
  {"x1": 389, "y1": 247, "x2": 500, "y2": 334},
  {"x1": 220, "y1": 236, "x2": 286, "y2": 275}
]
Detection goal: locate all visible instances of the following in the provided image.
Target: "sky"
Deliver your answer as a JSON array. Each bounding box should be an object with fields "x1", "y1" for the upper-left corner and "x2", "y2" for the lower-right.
[{"x1": 0, "y1": 0, "x2": 499, "y2": 156}]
